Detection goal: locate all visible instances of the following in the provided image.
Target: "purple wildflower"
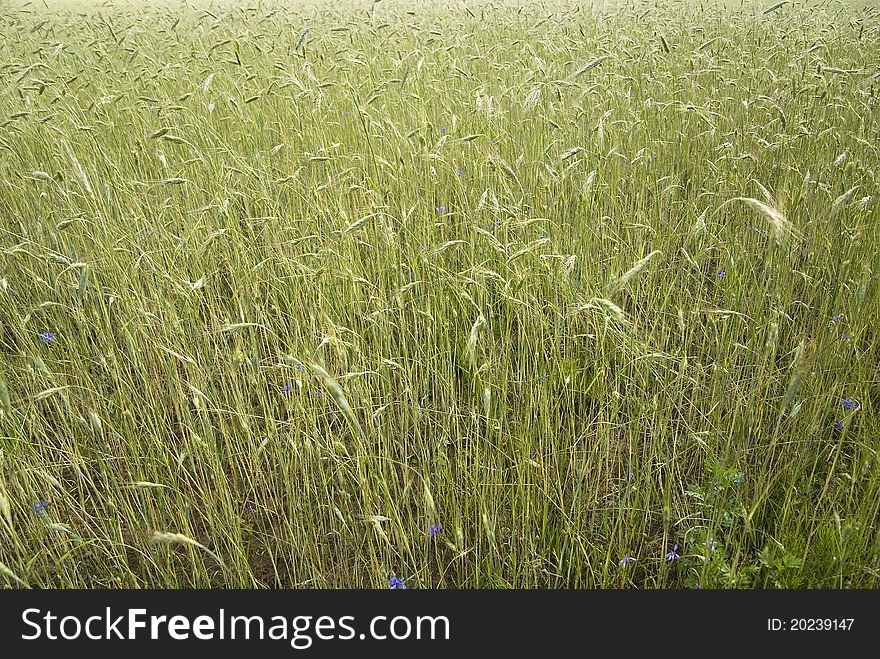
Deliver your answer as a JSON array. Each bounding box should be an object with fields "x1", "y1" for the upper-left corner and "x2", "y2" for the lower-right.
[
  {"x1": 33, "y1": 502, "x2": 48, "y2": 515},
  {"x1": 831, "y1": 314, "x2": 844, "y2": 323},
  {"x1": 619, "y1": 555, "x2": 636, "y2": 567},
  {"x1": 429, "y1": 522, "x2": 442, "y2": 537},
  {"x1": 666, "y1": 544, "x2": 680, "y2": 561},
  {"x1": 841, "y1": 397, "x2": 860, "y2": 411},
  {"x1": 389, "y1": 577, "x2": 407, "y2": 589},
  {"x1": 39, "y1": 332, "x2": 57, "y2": 343}
]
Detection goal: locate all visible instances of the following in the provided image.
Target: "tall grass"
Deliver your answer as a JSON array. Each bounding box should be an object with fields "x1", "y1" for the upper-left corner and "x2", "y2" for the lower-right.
[{"x1": 0, "y1": 0, "x2": 878, "y2": 588}]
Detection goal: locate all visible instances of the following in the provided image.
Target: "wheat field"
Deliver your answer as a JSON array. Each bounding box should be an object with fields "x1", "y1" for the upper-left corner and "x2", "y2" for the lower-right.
[{"x1": 0, "y1": 0, "x2": 878, "y2": 589}]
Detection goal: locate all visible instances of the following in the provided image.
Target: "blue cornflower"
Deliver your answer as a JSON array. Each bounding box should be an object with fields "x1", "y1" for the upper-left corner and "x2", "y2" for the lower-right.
[
  {"x1": 429, "y1": 522, "x2": 442, "y2": 537},
  {"x1": 389, "y1": 577, "x2": 407, "y2": 589},
  {"x1": 420, "y1": 245, "x2": 428, "y2": 251},
  {"x1": 280, "y1": 384, "x2": 293, "y2": 393},
  {"x1": 707, "y1": 539, "x2": 717, "y2": 553},
  {"x1": 666, "y1": 544, "x2": 680, "y2": 561},
  {"x1": 834, "y1": 420, "x2": 844, "y2": 430},
  {"x1": 715, "y1": 270, "x2": 726, "y2": 278},
  {"x1": 831, "y1": 314, "x2": 844, "y2": 323},
  {"x1": 456, "y1": 168, "x2": 463, "y2": 176},
  {"x1": 538, "y1": 234, "x2": 546, "y2": 239},
  {"x1": 619, "y1": 555, "x2": 636, "y2": 567},
  {"x1": 39, "y1": 332, "x2": 57, "y2": 343},
  {"x1": 295, "y1": 364, "x2": 305, "y2": 372},
  {"x1": 33, "y1": 501, "x2": 48, "y2": 515},
  {"x1": 436, "y1": 206, "x2": 446, "y2": 213},
  {"x1": 440, "y1": 127, "x2": 446, "y2": 133},
  {"x1": 841, "y1": 397, "x2": 860, "y2": 410}
]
